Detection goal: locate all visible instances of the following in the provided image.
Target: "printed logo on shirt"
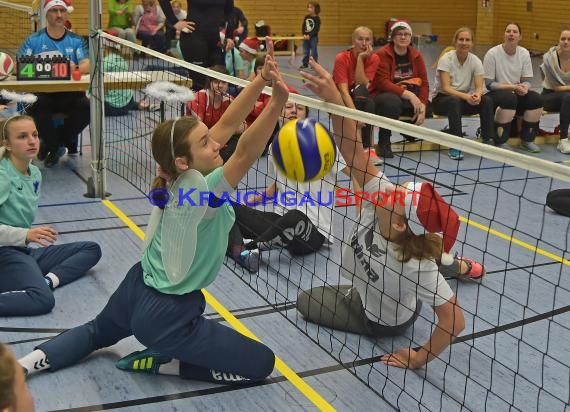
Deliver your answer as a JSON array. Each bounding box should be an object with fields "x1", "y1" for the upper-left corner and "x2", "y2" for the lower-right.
[
  {"x1": 304, "y1": 18, "x2": 316, "y2": 33},
  {"x1": 350, "y1": 221, "x2": 385, "y2": 282}
]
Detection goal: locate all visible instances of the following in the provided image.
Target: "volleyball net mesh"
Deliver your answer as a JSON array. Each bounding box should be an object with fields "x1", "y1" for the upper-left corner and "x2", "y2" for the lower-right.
[{"x1": 92, "y1": 34, "x2": 570, "y2": 411}]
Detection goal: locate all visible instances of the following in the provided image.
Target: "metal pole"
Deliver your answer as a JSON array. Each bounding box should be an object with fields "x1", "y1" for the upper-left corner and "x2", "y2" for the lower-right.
[{"x1": 86, "y1": 0, "x2": 106, "y2": 198}]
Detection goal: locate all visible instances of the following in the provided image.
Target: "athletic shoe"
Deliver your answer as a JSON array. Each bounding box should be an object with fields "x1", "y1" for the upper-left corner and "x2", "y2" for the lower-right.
[
  {"x1": 115, "y1": 349, "x2": 171, "y2": 374},
  {"x1": 557, "y1": 138, "x2": 570, "y2": 154},
  {"x1": 235, "y1": 249, "x2": 260, "y2": 273},
  {"x1": 376, "y1": 144, "x2": 394, "y2": 158},
  {"x1": 456, "y1": 256, "x2": 486, "y2": 281},
  {"x1": 364, "y1": 148, "x2": 383, "y2": 165},
  {"x1": 448, "y1": 148, "x2": 464, "y2": 160},
  {"x1": 44, "y1": 147, "x2": 67, "y2": 168},
  {"x1": 520, "y1": 141, "x2": 541, "y2": 153}
]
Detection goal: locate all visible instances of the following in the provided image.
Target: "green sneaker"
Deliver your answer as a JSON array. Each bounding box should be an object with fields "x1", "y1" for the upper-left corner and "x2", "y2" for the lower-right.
[
  {"x1": 115, "y1": 349, "x2": 171, "y2": 374},
  {"x1": 520, "y1": 141, "x2": 541, "y2": 153}
]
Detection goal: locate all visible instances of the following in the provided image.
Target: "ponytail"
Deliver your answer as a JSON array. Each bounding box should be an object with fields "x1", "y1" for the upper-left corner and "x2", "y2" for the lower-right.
[
  {"x1": 150, "y1": 175, "x2": 169, "y2": 209},
  {"x1": 394, "y1": 226, "x2": 443, "y2": 262}
]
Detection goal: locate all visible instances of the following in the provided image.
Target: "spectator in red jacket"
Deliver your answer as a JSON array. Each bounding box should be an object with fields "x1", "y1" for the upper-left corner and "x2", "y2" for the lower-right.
[{"x1": 371, "y1": 21, "x2": 430, "y2": 158}]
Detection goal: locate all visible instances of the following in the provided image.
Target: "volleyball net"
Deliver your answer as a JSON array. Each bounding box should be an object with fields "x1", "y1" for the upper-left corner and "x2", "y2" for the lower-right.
[
  {"x1": 91, "y1": 33, "x2": 570, "y2": 411},
  {"x1": 0, "y1": 1, "x2": 37, "y2": 53}
]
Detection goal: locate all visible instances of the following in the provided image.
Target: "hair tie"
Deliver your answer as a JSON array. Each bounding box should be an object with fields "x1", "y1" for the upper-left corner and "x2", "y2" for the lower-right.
[{"x1": 157, "y1": 165, "x2": 172, "y2": 182}]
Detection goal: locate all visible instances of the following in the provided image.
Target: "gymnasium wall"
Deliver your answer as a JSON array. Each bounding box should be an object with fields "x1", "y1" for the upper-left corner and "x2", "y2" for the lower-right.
[{"x1": 5, "y1": 0, "x2": 569, "y2": 51}]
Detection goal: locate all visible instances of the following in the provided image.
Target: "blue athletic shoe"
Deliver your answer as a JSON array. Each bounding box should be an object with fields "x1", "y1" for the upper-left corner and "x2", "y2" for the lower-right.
[
  {"x1": 115, "y1": 349, "x2": 171, "y2": 374},
  {"x1": 448, "y1": 148, "x2": 464, "y2": 160},
  {"x1": 234, "y1": 249, "x2": 260, "y2": 273}
]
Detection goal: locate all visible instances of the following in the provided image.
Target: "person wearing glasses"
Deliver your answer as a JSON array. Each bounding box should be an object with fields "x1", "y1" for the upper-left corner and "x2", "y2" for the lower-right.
[{"x1": 371, "y1": 21, "x2": 430, "y2": 158}]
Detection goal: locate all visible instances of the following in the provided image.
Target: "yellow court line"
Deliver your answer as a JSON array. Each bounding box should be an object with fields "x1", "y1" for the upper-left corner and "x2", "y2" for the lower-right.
[
  {"x1": 460, "y1": 216, "x2": 570, "y2": 266},
  {"x1": 102, "y1": 199, "x2": 335, "y2": 412}
]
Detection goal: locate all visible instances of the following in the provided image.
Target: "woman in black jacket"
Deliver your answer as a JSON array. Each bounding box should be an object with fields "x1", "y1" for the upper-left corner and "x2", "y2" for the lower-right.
[{"x1": 158, "y1": 0, "x2": 236, "y2": 90}]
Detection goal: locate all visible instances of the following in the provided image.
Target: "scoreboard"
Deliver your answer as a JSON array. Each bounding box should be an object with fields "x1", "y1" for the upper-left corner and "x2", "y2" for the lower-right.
[{"x1": 17, "y1": 56, "x2": 71, "y2": 80}]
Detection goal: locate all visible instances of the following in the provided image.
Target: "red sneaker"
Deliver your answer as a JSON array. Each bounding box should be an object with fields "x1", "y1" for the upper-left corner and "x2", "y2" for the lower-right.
[{"x1": 457, "y1": 257, "x2": 486, "y2": 281}]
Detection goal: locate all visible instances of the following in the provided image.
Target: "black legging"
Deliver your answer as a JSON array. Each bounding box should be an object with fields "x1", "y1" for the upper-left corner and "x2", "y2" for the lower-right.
[
  {"x1": 432, "y1": 93, "x2": 494, "y2": 141},
  {"x1": 542, "y1": 89, "x2": 570, "y2": 139},
  {"x1": 178, "y1": 30, "x2": 224, "y2": 90},
  {"x1": 373, "y1": 92, "x2": 432, "y2": 148},
  {"x1": 546, "y1": 189, "x2": 570, "y2": 217},
  {"x1": 229, "y1": 204, "x2": 326, "y2": 256},
  {"x1": 486, "y1": 90, "x2": 543, "y2": 143}
]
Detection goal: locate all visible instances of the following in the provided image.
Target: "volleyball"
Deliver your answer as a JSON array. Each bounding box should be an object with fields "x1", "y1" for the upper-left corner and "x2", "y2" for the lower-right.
[
  {"x1": 272, "y1": 118, "x2": 337, "y2": 182},
  {"x1": 0, "y1": 52, "x2": 14, "y2": 81}
]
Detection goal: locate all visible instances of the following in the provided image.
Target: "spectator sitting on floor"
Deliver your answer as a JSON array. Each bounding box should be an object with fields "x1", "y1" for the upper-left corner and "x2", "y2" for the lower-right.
[{"x1": 102, "y1": 38, "x2": 159, "y2": 116}]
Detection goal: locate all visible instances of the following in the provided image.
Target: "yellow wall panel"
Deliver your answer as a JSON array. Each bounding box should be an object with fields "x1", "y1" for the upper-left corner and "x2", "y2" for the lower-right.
[{"x1": 2, "y1": 0, "x2": 568, "y2": 52}]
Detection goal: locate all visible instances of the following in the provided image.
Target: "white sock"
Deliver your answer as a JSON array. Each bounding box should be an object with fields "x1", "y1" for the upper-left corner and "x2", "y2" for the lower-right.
[
  {"x1": 45, "y1": 273, "x2": 60, "y2": 289},
  {"x1": 158, "y1": 359, "x2": 180, "y2": 376},
  {"x1": 19, "y1": 349, "x2": 50, "y2": 376}
]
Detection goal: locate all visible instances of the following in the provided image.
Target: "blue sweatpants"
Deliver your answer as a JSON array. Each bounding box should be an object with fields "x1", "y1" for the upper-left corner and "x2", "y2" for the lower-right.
[
  {"x1": 0, "y1": 241, "x2": 102, "y2": 316},
  {"x1": 38, "y1": 262, "x2": 275, "y2": 384}
]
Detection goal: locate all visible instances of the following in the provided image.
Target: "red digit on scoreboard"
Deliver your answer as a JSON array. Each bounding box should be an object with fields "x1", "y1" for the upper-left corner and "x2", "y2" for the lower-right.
[{"x1": 53, "y1": 62, "x2": 68, "y2": 78}]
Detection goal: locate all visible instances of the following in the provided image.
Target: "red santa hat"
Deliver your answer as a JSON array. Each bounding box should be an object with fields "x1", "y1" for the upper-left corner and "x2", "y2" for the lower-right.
[
  {"x1": 44, "y1": 0, "x2": 73, "y2": 14},
  {"x1": 239, "y1": 38, "x2": 261, "y2": 55},
  {"x1": 403, "y1": 182, "x2": 460, "y2": 265}
]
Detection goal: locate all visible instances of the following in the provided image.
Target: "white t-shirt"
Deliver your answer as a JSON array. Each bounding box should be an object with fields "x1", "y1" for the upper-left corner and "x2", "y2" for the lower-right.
[
  {"x1": 340, "y1": 173, "x2": 455, "y2": 327},
  {"x1": 483, "y1": 44, "x2": 533, "y2": 85},
  {"x1": 432, "y1": 50, "x2": 484, "y2": 99},
  {"x1": 268, "y1": 147, "x2": 347, "y2": 244}
]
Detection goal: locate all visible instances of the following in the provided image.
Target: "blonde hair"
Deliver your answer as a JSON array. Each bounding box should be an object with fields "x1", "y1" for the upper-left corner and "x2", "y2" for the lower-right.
[
  {"x1": 150, "y1": 117, "x2": 199, "y2": 208},
  {"x1": 453, "y1": 27, "x2": 474, "y2": 43},
  {"x1": 352, "y1": 26, "x2": 373, "y2": 41},
  {"x1": 0, "y1": 115, "x2": 35, "y2": 159},
  {"x1": 0, "y1": 343, "x2": 16, "y2": 410}
]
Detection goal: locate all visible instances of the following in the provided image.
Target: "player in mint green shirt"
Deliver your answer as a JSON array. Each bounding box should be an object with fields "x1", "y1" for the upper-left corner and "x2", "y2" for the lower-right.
[
  {"x1": 0, "y1": 115, "x2": 101, "y2": 316},
  {"x1": 20, "y1": 42, "x2": 291, "y2": 385}
]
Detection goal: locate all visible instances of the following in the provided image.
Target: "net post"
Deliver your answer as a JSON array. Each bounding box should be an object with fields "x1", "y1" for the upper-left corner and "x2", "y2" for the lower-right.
[{"x1": 87, "y1": 1, "x2": 107, "y2": 199}]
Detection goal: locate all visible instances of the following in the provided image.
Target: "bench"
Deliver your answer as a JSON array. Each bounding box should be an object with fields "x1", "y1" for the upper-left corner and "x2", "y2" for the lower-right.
[
  {"x1": 258, "y1": 36, "x2": 304, "y2": 56},
  {"x1": 389, "y1": 112, "x2": 561, "y2": 153}
]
